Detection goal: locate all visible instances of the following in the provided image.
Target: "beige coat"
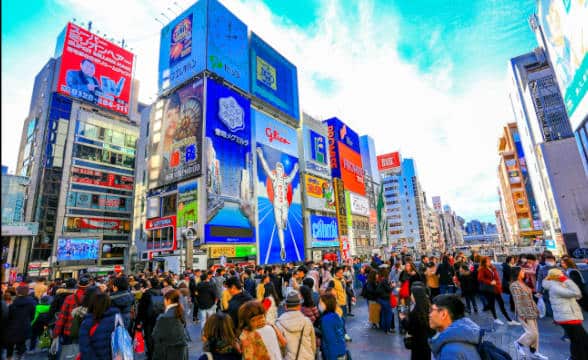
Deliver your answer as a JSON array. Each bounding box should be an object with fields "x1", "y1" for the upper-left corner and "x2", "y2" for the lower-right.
[{"x1": 276, "y1": 310, "x2": 316, "y2": 360}]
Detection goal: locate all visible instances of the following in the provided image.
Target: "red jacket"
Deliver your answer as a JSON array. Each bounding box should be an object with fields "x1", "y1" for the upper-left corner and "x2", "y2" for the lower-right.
[
  {"x1": 477, "y1": 266, "x2": 502, "y2": 294},
  {"x1": 54, "y1": 288, "x2": 86, "y2": 338}
]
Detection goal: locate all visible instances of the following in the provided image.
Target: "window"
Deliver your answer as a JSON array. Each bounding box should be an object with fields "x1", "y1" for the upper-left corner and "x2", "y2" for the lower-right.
[
  {"x1": 162, "y1": 193, "x2": 177, "y2": 217},
  {"x1": 112, "y1": 130, "x2": 125, "y2": 147}
]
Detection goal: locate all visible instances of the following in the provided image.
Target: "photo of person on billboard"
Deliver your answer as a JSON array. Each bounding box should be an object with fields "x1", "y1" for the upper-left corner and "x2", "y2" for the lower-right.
[{"x1": 65, "y1": 58, "x2": 100, "y2": 103}]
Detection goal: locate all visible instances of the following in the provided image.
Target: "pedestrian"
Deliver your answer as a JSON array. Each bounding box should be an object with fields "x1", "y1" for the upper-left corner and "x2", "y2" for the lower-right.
[
  {"x1": 561, "y1": 257, "x2": 588, "y2": 311},
  {"x1": 199, "y1": 312, "x2": 241, "y2": 360},
  {"x1": 502, "y1": 255, "x2": 518, "y2": 312},
  {"x1": 477, "y1": 256, "x2": 518, "y2": 325},
  {"x1": 29, "y1": 295, "x2": 52, "y2": 353},
  {"x1": 49, "y1": 278, "x2": 76, "y2": 324},
  {"x1": 109, "y1": 276, "x2": 135, "y2": 333},
  {"x1": 436, "y1": 256, "x2": 455, "y2": 295},
  {"x1": 302, "y1": 277, "x2": 320, "y2": 307},
  {"x1": 79, "y1": 292, "x2": 120, "y2": 360},
  {"x1": 276, "y1": 290, "x2": 317, "y2": 360},
  {"x1": 238, "y1": 300, "x2": 287, "y2": 360},
  {"x1": 542, "y1": 268, "x2": 588, "y2": 360},
  {"x1": 4, "y1": 282, "x2": 36, "y2": 359},
  {"x1": 196, "y1": 272, "x2": 218, "y2": 331},
  {"x1": 178, "y1": 282, "x2": 193, "y2": 321},
  {"x1": 34, "y1": 277, "x2": 48, "y2": 302},
  {"x1": 152, "y1": 289, "x2": 190, "y2": 360},
  {"x1": 300, "y1": 285, "x2": 320, "y2": 326},
  {"x1": 428, "y1": 294, "x2": 482, "y2": 360},
  {"x1": 521, "y1": 254, "x2": 538, "y2": 296},
  {"x1": 510, "y1": 266, "x2": 548, "y2": 360},
  {"x1": 263, "y1": 282, "x2": 280, "y2": 325},
  {"x1": 376, "y1": 268, "x2": 395, "y2": 333},
  {"x1": 243, "y1": 269, "x2": 257, "y2": 299},
  {"x1": 53, "y1": 276, "x2": 91, "y2": 357},
  {"x1": 327, "y1": 266, "x2": 352, "y2": 341},
  {"x1": 399, "y1": 283, "x2": 434, "y2": 360},
  {"x1": 457, "y1": 264, "x2": 478, "y2": 313},
  {"x1": 425, "y1": 262, "x2": 440, "y2": 300},
  {"x1": 225, "y1": 277, "x2": 253, "y2": 329},
  {"x1": 213, "y1": 268, "x2": 227, "y2": 304},
  {"x1": 137, "y1": 277, "x2": 165, "y2": 360},
  {"x1": 536, "y1": 254, "x2": 557, "y2": 317},
  {"x1": 363, "y1": 270, "x2": 381, "y2": 329},
  {"x1": 319, "y1": 293, "x2": 348, "y2": 360}
]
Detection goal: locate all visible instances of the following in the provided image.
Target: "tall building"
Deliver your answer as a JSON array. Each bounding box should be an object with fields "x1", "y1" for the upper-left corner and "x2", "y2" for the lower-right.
[
  {"x1": 495, "y1": 209, "x2": 510, "y2": 245},
  {"x1": 360, "y1": 135, "x2": 381, "y2": 248},
  {"x1": 509, "y1": 49, "x2": 588, "y2": 252},
  {"x1": 440, "y1": 205, "x2": 464, "y2": 249},
  {"x1": 497, "y1": 123, "x2": 543, "y2": 246},
  {"x1": 15, "y1": 22, "x2": 141, "y2": 278},
  {"x1": 465, "y1": 220, "x2": 484, "y2": 236}
]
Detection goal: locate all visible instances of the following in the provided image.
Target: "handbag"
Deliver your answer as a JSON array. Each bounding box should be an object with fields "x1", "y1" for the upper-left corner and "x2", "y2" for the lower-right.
[
  {"x1": 295, "y1": 326, "x2": 305, "y2": 360},
  {"x1": 403, "y1": 334, "x2": 415, "y2": 350},
  {"x1": 111, "y1": 313, "x2": 133, "y2": 360},
  {"x1": 389, "y1": 293, "x2": 398, "y2": 308},
  {"x1": 399, "y1": 280, "x2": 410, "y2": 299}
]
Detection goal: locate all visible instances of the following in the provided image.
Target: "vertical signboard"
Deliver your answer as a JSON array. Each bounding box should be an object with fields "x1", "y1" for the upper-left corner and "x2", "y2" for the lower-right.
[
  {"x1": 304, "y1": 128, "x2": 331, "y2": 178},
  {"x1": 205, "y1": 78, "x2": 255, "y2": 243},
  {"x1": 250, "y1": 33, "x2": 300, "y2": 120},
  {"x1": 333, "y1": 178, "x2": 348, "y2": 237},
  {"x1": 537, "y1": 0, "x2": 588, "y2": 130},
  {"x1": 56, "y1": 23, "x2": 134, "y2": 115},
  {"x1": 177, "y1": 179, "x2": 198, "y2": 242},
  {"x1": 325, "y1": 117, "x2": 361, "y2": 153},
  {"x1": 148, "y1": 79, "x2": 204, "y2": 188},
  {"x1": 254, "y1": 109, "x2": 303, "y2": 264},
  {"x1": 512, "y1": 130, "x2": 542, "y2": 229}
]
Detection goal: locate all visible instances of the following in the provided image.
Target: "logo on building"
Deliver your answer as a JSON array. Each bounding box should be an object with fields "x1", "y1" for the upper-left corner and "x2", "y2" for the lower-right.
[
  {"x1": 311, "y1": 216, "x2": 338, "y2": 241},
  {"x1": 265, "y1": 127, "x2": 290, "y2": 144},
  {"x1": 256, "y1": 56, "x2": 277, "y2": 90},
  {"x1": 218, "y1": 96, "x2": 245, "y2": 132},
  {"x1": 309, "y1": 130, "x2": 327, "y2": 165}
]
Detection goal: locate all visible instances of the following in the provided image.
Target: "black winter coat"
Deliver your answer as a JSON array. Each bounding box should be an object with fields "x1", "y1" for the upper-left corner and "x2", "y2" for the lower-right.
[
  {"x1": 4, "y1": 295, "x2": 36, "y2": 344},
  {"x1": 152, "y1": 307, "x2": 189, "y2": 360},
  {"x1": 110, "y1": 290, "x2": 135, "y2": 330},
  {"x1": 195, "y1": 281, "x2": 217, "y2": 310},
  {"x1": 435, "y1": 263, "x2": 454, "y2": 286},
  {"x1": 458, "y1": 272, "x2": 477, "y2": 296},
  {"x1": 227, "y1": 292, "x2": 253, "y2": 329},
  {"x1": 363, "y1": 281, "x2": 378, "y2": 301},
  {"x1": 375, "y1": 280, "x2": 392, "y2": 301}
]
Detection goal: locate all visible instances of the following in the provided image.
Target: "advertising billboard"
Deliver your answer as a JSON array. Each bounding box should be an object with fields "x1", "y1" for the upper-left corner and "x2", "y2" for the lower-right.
[
  {"x1": 347, "y1": 191, "x2": 369, "y2": 217},
  {"x1": 177, "y1": 179, "x2": 197, "y2": 242},
  {"x1": 67, "y1": 192, "x2": 132, "y2": 212},
  {"x1": 250, "y1": 33, "x2": 300, "y2": 120},
  {"x1": 255, "y1": 111, "x2": 302, "y2": 264},
  {"x1": 305, "y1": 174, "x2": 336, "y2": 212},
  {"x1": 145, "y1": 215, "x2": 177, "y2": 251},
  {"x1": 56, "y1": 23, "x2": 134, "y2": 115},
  {"x1": 377, "y1": 152, "x2": 401, "y2": 171},
  {"x1": 325, "y1": 117, "x2": 361, "y2": 153},
  {"x1": 339, "y1": 142, "x2": 366, "y2": 195},
  {"x1": 333, "y1": 178, "x2": 348, "y2": 237},
  {"x1": 205, "y1": 79, "x2": 255, "y2": 243},
  {"x1": 71, "y1": 166, "x2": 134, "y2": 190},
  {"x1": 537, "y1": 0, "x2": 588, "y2": 130},
  {"x1": 148, "y1": 79, "x2": 204, "y2": 188},
  {"x1": 310, "y1": 215, "x2": 339, "y2": 248},
  {"x1": 432, "y1": 196, "x2": 442, "y2": 213},
  {"x1": 303, "y1": 128, "x2": 331, "y2": 178},
  {"x1": 56, "y1": 237, "x2": 100, "y2": 261}
]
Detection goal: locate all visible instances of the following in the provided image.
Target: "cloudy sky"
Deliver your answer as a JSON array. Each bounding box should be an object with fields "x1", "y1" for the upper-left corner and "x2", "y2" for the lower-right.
[{"x1": 2, "y1": 0, "x2": 538, "y2": 223}]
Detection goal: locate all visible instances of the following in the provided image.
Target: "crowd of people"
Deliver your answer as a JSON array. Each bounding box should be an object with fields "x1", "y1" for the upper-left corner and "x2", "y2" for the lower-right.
[{"x1": 1, "y1": 248, "x2": 587, "y2": 360}]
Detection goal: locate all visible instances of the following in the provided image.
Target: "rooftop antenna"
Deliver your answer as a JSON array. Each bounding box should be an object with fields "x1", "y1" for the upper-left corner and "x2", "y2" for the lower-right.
[
  {"x1": 160, "y1": 12, "x2": 171, "y2": 21},
  {"x1": 88, "y1": 21, "x2": 92, "y2": 31},
  {"x1": 155, "y1": 18, "x2": 165, "y2": 26},
  {"x1": 167, "y1": 7, "x2": 178, "y2": 16}
]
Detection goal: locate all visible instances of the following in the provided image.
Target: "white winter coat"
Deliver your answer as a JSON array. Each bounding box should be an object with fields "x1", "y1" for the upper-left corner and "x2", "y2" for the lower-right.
[
  {"x1": 542, "y1": 278, "x2": 583, "y2": 323},
  {"x1": 276, "y1": 310, "x2": 316, "y2": 360}
]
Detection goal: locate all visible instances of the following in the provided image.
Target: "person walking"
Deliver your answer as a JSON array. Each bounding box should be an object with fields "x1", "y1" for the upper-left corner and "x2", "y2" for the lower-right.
[
  {"x1": 262, "y1": 282, "x2": 280, "y2": 325},
  {"x1": 477, "y1": 256, "x2": 518, "y2": 326},
  {"x1": 436, "y1": 256, "x2": 455, "y2": 295},
  {"x1": 199, "y1": 312, "x2": 241, "y2": 360},
  {"x1": 425, "y1": 262, "x2": 440, "y2": 300},
  {"x1": 375, "y1": 268, "x2": 394, "y2": 334},
  {"x1": 561, "y1": 257, "x2": 588, "y2": 311},
  {"x1": 363, "y1": 270, "x2": 381, "y2": 329},
  {"x1": 542, "y1": 268, "x2": 588, "y2": 360},
  {"x1": 29, "y1": 295, "x2": 52, "y2": 353},
  {"x1": 319, "y1": 294, "x2": 348, "y2": 360},
  {"x1": 137, "y1": 278, "x2": 165, "y2": 360},
  {"x1": 502, "y1": 256, "x2": 517, "y2": 313},
  {"x1": 109, "y1": 276, "x2": 135, "y2": 333},
  {"x1": 34, "y1": 277, "x2": 48, "y2": 302},
  {"x1": 276, "y1": 290, "x2": 317, "y2": 360},
  {"x1": 225, "y1": 277, "x2": 253, "y2": 329},
  {"x1": 328, "y1": 266, "x2": 352, "y2": 342},
  {"x1": 536, "y1": 254, "x2": 557, "y2": 318},
  {"x1": 457, "y1": 264, "x2": 478, "y2": 314},
  {"x1": 152, "y1": 290, "x2": 190, "y2": 360},
  {"x1": 196, "y1": 272, "x2": 218, "y2": 331},
  {"x1": 4, "y1": 283, "x2": 36, "y2": 359},
  {"x1": 399, "y1": 283, "x2": 434, "y2": 360},
  {"x1": 78, "y1": 292, "x2": 120, "y2": 360},
  {"x1": 53, "y1": 276, "x2": 91, "y2": 357},
  {"x1": 238, "y1": 300, "x2": 287, "y2": 360}
]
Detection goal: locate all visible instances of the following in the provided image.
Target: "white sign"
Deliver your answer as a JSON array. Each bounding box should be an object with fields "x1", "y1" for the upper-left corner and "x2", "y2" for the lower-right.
[
  {"x1": 1, "y1": 222, "x2": 39, "y2": 236},
  {"x1": 348, "y1": 192, "x2": 369, "y2": 216}
]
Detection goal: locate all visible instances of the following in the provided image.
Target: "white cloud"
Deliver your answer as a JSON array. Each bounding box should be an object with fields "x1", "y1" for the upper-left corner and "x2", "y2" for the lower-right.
[{"x1": 7, "y1": 0, "x2": 515, "y2": 222}]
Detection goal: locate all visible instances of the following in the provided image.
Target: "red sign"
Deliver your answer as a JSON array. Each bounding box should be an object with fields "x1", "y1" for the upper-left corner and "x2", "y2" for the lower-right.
[
  {"x1": 75, "y1": 217, "x2": 122, "y2": 230},
  {"x1": 265, "y1": 127, "x2": 291, "y2": 144},
  {"x1": 338, "y1": 143, "x2": 365, "y2": 195},
  {"x1": 71, "y1": 166, "x2": 134, "y2": 190},
  {"x1": 377, "y1": 152, "x2": 401, "y2": 171},
  {"x1": 57, "y1": 23, "x2": 134, "y2": 115},
  {"x1": 114, "y1": 265, "x2": 122, "y2": 273},
  {"x1": 145, "y1": 216, "x2": 177, "y2": 252}
]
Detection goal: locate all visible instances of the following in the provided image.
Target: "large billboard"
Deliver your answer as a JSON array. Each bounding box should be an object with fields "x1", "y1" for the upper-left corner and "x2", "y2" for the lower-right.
[
  {"x1": 158, "y1": 0, "x2": 249, "y2": 93},
  {"x1": 305, "y1": 174, "x2": 336, "y2": 212},
  {"x1": 333, "y1": 178, "x2": 348, "y2": 237},
  {"x1": 56, "y1": 23, "x2": 134, "y2": 115},
  {"x1": 310, "y1": 215, "x2": 339, "y2": 248},
  {"x1": 177, "y1": 179, "x2": 198, "y2": 242},
  {"x1": 339, "y1": 143, "x2": 366, "y2": 195},
  {"x1": 537, "y1": 0, "x2": 588, "y2": 130},
  {"x1": 303, "y1": 128, "x2": 331, "y2": 178},
  {"x1": 254, "y1": 110, "x2": 303, "y2": 264},
  {"x1": 347, "y1": 191, "x2": 369, "y2": 217},
  {"x1": 377, "y1": 152, "x2": 401, "y2": 171},
  {"x1": 325, "y1": 117, "x2": 361, "y2": 153},
  {"x1": 205, "y1": 79, "x2": 255, "y2": 243},
  {"x1": 250, "y1": 33, "x2": 300, "y2": 120},
  {"x1": 148, "y1": 79, "x2": 204, "y2": 188}
]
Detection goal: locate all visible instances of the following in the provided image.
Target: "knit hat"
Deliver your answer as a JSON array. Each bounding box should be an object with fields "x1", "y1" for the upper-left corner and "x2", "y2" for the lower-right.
[{"x1": 285, "y1": 290, "x2": 301, "y2": 307}]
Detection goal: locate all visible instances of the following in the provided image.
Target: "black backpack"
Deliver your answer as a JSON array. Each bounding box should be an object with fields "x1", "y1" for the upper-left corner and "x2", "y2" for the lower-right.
[
  {"x1": 477, "y1": 330, "x2": 512, "y2": 360},
  {"x1": 147, "y1": 293, "x2": 165, "y2": 320}
]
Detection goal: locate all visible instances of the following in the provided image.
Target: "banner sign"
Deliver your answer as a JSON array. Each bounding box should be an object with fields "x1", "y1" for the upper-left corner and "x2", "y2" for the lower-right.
[
  {"x1": 145, "y1": 215, "x2": 177, "y2": 251},
  {"x1": 310, "y1": 215, "x2": 339, "y2": 248},
  {"x1": 377, "y1": 152, "x2": 401, "y2": 171},
  {"x1": 205, "y1": 78, "x2": 255, "y2": 243},
  {"x1": 209, "y1": 244, "x2": 257, "y2": 258},
  {"x1": 56, "y1": 23, "x2": 134, "y2": 115},
  {"x1": 1, "y1": 222, "x2": 39, "y2": 236},
  {"x1": 347, "y1": 191, "x2": 369, "y2": 217},
  {"x1": 339, "y1": 143, "x2": 365, "y2": 195},
  {"x1": 325, "y1": 117, "x2": 360, "y2": 153},
  {"x1": 304, "y1": 174, "x2": 336, "y2": 212},
  {"x1": 177, "y1": 179, "x2": 198, "y2": 241},
  {"x1": 333, "y1": 178, "x2": 348, "y2": 237}
]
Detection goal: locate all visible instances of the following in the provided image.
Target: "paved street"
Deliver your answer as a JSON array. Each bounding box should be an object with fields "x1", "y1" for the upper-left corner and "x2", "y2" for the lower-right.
[{"x1": 25, "y1": 297, "x2": 588, "y2": 360}]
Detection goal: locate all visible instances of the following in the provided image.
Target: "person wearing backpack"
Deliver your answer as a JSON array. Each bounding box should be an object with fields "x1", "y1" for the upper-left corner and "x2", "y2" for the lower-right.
[
  {"x1": 137, "y1": 277, "x2": 165, "y2": 360},
  {"x1": 109, "y1": 276, "x2": 135, "y2": 334},
  {"x1": 4, "y1": 283, "x2": 36, "y2": 359},
  {"x1": 53, "y1": 276, "x2": 91, "y2": 359},
  {"x1": 78, "y1": 292, "x2": 120, "y2": 360},
  {"x1": 29, "y1": 295, "x2": 52, "y2": 353}
]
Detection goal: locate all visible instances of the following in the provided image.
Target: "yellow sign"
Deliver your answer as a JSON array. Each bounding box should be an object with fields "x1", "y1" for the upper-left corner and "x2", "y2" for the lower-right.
[
  {"x1": 210, "y1": 246, "x2": 236, "y2": 258},
  {"x1": 306, "y1": 174, "x2": 328, "y2": 198},
  {"x1": 256, "y1": 56, "x2": 277, "y2": 90}
]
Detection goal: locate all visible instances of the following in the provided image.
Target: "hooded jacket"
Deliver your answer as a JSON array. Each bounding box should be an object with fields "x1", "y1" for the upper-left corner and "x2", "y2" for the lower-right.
[
  {"x1": 542, "y1": 278, "x2": 583, "y2": 323},
  {"x1": 79, "y1": 307, "x2": 120, "y2": 360},
  {"x1": 110, "y1": 290, "x2": 135, "y2": 330},
  {"x1": 276, "y1": 310, "x2": 316, "y2": 360},
  {"x1": 429, "y1": 317, "x2": 482, "y2": 360},
  {"x1": 4, "y1": 295, "x2": 36, "y2": 344}
]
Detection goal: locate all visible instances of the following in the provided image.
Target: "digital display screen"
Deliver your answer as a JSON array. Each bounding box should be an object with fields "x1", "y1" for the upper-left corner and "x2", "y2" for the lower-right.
[{"x1": 56, "y1": 237, "x2": 100, "y2": 261}]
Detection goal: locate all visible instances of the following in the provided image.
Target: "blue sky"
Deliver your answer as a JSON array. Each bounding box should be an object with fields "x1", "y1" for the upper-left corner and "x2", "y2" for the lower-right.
[{"x1": 1, "y1": 0, "x2": 540, "y2": 223}]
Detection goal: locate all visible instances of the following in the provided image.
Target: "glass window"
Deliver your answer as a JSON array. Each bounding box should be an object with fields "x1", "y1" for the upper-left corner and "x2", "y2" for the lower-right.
[
  {"x1": 162, "y1": 193, "x2": 177, "y2": 217},
  {"x1": 125, "y1": 134, "x2": 137, "y2": 148},
  {"x1": 112, "y1": 131, "x2": 125, "y2": 146}
]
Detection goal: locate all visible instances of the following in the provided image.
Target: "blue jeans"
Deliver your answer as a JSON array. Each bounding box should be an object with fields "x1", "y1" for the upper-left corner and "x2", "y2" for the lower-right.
[
  {"x1": 377, "y1": 298, "x2": 394, "y2": 332},
  {"x1": 440, "y1": 285, "x2": 451, "y2": 295},
  {"x1": 199, "y1": 305, "x2": 217, "y2": 332}
]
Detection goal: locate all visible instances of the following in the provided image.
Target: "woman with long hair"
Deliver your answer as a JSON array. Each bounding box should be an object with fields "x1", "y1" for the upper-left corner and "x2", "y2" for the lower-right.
[
  {"x1": 319, "y1": 294, "x2": 347, "y2": 360},
  {"x1": 561, "y1": 257, "x2": 588, "y2": 311},
  {"x1": 79, "y1": 292, "x2": 120, "y2": 360},
  {"x1": 300, "y1": 285, "x2": 320, "y2": 325},
  {"x1": 477, "y1": 256, "x2": 518, "y2": 326},
  {"x1": 262, "y1": 282, "x2": 280, "y2": 325},
  {"x1": 152, "y1": 289, "x2": 189, "y2": 360},
  {"x1": 238, "y1": 300, "x2": 286, "y2": 360},
  {"x1": 435, "y1": 255, "x2": 454, "y2": 295},
  {"x1": 364, "y1": 269, "x2": 381, "y2": 329},
  {"x1": 399, "y1": 283, "x2": 433, "y2": 360},
  {"x1": 199, "y1": 312, "x2": 241, "y2": 360},
  {"x1": 424, "y1": 262, "x2": 440, "y2": 300},
  {"x1": 375, "y1": 268, "x2": 394, "y2": 334}
]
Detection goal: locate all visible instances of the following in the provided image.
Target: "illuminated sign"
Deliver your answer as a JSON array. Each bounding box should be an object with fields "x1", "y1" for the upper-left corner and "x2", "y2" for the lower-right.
[
  {"x1": 309, "y1": 130, "x2": 327, "y2": 165},
  {"x1": 254, "y1": 109, "x2": 298, "y2": 155},
  {"x1": 305, "y1": 174, "x2": 336, "y2": 212},
  {"x1": 377, "y1": 152, "x2": 401, "y2": 171},
  {"x1": 338, "y1": 143, "x2": 365, "y2": 195},
  {"x1": 310, "y1": 215, "x2": 339, "y2": 247},
  {"x1": 347, "y1": 191, "x2": 369, "y2": 217}
]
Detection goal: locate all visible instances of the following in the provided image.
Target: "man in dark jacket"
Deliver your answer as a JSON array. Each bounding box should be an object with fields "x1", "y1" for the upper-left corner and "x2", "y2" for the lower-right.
[
  {"x1": 110, "y1": 276, "x2": 135, "y2": 333},
  {"x1": 244, "y1": 269, "x2": 256, "y2": 298},
  {"x1": 196, "y1": 272, "x2": 217, "y2": 331},
  {"x1": 4, "y1": 283, "x2": 36, "y2": 358},
  {"x1": 212, "y1": 268, "x2": 226, "y2": 303},
  {"x1": 225, "y1": 277, "x2": 252, "y2": 329},
  {"x1": 53, "y1": 277, "x2": 90, "y2": 343},
  {"x1": 49, "y1": 278, "x2": 77, "y2": 323},
  {"x1": 137, "y1": 278, "x2": 164, "y2": 360}
]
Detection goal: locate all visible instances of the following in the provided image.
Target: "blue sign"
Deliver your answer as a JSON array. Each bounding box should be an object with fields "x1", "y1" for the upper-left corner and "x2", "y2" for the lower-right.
[
  {"x1": 310, "y1": 215, "x2": 339, "y2": 248},
  {"x1": 309, "y1": 130, "x2": 327, "y2": 165},
  {"x1": 253, "y1": 109, "x2": 298, "y2": 156},
  {"x1": 545, "y1": 239, "x2": 557, "y2": 250},
  {"x1": 206, "y1": 0, "x2": 249, "y2": 91},
  {"x1": 256, "y1": 143, "x2": 303, "y2": 264},
  {"x1": 205, "y1": 78, "x2": 255, "y2": 243},
  {"x1": 250, "y1": 33, "x2": 300, "y2": 120},
  {"x1": 159, "y1": 0, "x2": 206, "y2": 93},
  {"x1": 324, "y1": 117, "x2": 361, "y2": 154}
]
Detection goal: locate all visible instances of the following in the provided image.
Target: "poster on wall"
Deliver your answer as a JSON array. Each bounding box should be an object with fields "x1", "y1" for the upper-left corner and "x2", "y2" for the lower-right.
[
  {"x1": 205, "y1": 79, "x2": 255, "y2": 243},
  {"x1": 305, "y1": 174, "x2": 335, "y2": 212},
  {"x1": 254, "y1": 109, "x2": 302, "y2": 263},
  {"x1": 250, "y1": 33, "x2": 300, "y2": 120},
  {"x1": 56, "y1": 23, "x2": 134, "y2": 115},
  {"x1": 177, "y1": 179, "x2": 198, "y2": 242},
  {"x1": 310, "y1": 215, "x2": 339, "y2": 248},
  {"x1": 148, "y1": 79, "x2": 204, "y2": 188}
]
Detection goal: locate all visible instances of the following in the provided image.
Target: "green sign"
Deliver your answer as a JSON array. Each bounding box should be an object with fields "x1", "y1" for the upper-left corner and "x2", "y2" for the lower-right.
[
  {"x1": 235, "y1": 245, "x2": 257, "y2": 257},
  {"x1": 177, "y1": 179, "x2": 198, "y2": 228}
]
